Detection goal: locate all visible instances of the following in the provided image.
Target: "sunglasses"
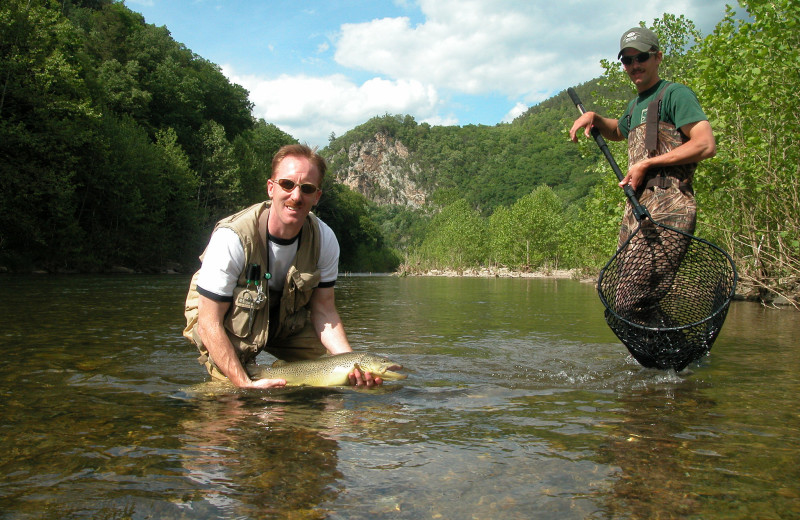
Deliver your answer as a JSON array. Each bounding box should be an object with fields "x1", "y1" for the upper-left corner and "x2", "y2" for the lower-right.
[
  {"x1": 620, "y1": 52, "x2": 656, "y2": 66},
  {"x1": 272, "y1": 178, "x2": 320, "y2": 195}
]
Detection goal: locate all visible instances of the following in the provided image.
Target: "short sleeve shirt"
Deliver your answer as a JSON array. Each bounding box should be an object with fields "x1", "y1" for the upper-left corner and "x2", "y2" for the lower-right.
[
  {"x1": 196, "y1": 217, "x2": 340, "y2": 301},
  {"x1": 618, "y1": 80, "x2": 708, "y2": 138}
]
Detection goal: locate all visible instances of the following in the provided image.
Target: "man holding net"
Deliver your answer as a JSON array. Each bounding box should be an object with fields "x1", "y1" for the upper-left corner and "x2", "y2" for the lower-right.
[{"x1": 569, "y1": 27, "x2": 716, "y2": 325}]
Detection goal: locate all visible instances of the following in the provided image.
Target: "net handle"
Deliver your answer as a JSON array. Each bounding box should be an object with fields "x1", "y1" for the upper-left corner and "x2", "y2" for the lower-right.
[{"x1": 567, "y1": 88, "x2": 649, "y2": 222}]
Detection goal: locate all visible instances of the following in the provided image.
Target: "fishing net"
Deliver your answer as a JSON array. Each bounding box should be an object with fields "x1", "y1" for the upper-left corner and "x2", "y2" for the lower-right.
[{"x1": 598, "y1": 219, "x2": 737, "y2": 371}]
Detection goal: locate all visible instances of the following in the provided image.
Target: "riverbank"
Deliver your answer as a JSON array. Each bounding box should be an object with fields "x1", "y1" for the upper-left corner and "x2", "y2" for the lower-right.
[
  {"x1": 398, "y1": 266, "x2": 594, "y2": 282},
  {"x1": 398, "y1": 266, "x2": 799, "y2": 308},
  {"x1": 4, "y1": 263, "x2": 796, "y2": 308}
]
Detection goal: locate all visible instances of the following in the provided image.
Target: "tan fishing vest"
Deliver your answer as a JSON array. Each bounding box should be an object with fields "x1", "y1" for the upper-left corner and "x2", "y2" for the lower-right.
[{"x1": 182, "y1": 201, "x2": 321, "y2": 364}]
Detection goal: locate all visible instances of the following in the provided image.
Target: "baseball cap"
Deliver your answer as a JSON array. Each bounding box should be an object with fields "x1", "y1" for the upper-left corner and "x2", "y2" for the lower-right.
[{"x1": 618, "y1": 27, "x2": 659, "y2": 58}]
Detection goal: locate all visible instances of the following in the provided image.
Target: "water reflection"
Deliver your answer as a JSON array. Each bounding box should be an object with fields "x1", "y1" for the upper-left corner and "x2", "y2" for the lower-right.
[
  {"x1": 178, "y1": 391, "x2": 345, "y2": 518},
  {"x1": 597, "y1": 382, "x2": 716, "y2": 519},
  {"x1": 592, "y1": 300, "x2": 800, "y2": 519}
]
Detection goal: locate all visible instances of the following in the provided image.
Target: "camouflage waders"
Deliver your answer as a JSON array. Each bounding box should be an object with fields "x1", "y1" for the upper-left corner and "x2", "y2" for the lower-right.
[{"x1": 615, "y1": 84, "x2": 697, "y2": 323}]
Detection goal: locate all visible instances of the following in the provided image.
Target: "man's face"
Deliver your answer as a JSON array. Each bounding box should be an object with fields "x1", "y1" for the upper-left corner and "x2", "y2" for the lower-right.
[
  {"x1": 621, "y1": 48, "x2": 662, "y2": 92},
  {"x1": 267, "y1": 155, "x2": 322, "y2": 238}
]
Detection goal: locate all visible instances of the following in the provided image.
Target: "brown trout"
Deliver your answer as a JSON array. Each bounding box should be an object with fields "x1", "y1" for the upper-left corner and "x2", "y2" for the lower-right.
[{"x1": 246, "y1": 352, "x2": 406, "y2": 387}]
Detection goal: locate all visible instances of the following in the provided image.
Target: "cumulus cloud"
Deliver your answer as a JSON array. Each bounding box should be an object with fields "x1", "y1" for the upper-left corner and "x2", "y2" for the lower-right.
[
  {"x1": 334, "y1": 0, "x2": 728, "y2": 103},
  {"x1": 502, "y1": 102, "x2": 529, "y2": 124},
  {"x1": 221, "y1": 0, "x2": 730, "y2": 146},
  {"x1": 334, "y1": 0, "x2": 619, "y2": 102},
  {"x1": 223, "y1": 66, "x2": 443, "y2": 147}
]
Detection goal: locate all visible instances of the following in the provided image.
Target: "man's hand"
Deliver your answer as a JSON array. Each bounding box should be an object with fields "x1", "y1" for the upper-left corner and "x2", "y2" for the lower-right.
[
  {"x1": 619, "y1": 160, "x2": 650, "y2": 192},
  {"x1": 569, "y1": 112, "x2": 624, "y2": 142},
  {"x1": 348, "y1": 368, "x2": 383, "y2": 388},
  {"x1": 569, "y1": 111, "x2": 597, "y2": 142}
]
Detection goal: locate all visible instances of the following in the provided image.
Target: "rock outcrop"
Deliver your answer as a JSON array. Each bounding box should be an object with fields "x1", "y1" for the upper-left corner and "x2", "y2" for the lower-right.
[{"x1": 330, "y1": 132, "x2": 426, "y2": 209}]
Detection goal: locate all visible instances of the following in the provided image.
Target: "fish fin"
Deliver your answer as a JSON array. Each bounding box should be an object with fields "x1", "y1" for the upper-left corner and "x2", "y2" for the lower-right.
[{"x1": 271, "y1": 360, "x2": 288, "y2": 368}]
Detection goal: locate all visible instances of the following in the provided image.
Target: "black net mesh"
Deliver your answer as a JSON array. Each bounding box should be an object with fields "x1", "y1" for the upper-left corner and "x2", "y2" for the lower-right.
[{"x1": 598, "y1": 220, "x2": 737, "y2": 371}]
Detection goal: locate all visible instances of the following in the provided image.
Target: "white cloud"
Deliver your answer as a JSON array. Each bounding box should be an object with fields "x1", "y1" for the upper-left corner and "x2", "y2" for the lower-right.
[
  {"x1": 220, "y1": 0, "x2": 732, "y2": 146},
  {"x1": 223, "y1": 66, "x2": 442, "y2": 147},
  {"x1": 502, "y1": 102, "x2": 528, "y2": 123},
  {"x1": 334, "y1": 0, "x2": 730, "y2": 103},
  {"x1": 333, "y1": 0, "x2": 619, "y2": 102}
]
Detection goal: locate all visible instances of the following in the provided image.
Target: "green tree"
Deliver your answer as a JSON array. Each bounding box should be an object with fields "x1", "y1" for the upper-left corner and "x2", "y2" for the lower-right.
[
  {"x1": 414, "y1": 199, "x2": 488, "y2": 270},
  {"x1": 489, "y1": 185, "x2": 566, "y2": 270},
  {"x1": 195, "y1": 119, "x2": 241, "y2": 223},
  {"x1": 74, "y1": 114, "x2": 171, "y2": 269},
  {"x1": 0, "y1": 0, "x2": 95, "y2": 269},
  {"x1": 233, "y1": 119, "x2": 295, "y2": 206},
  {"x1": 314, "y1": 182, "x2": 400, "y2": 272},
  {"x1": 153, "y1": 126, "x2": 204, "y2": 266},
  {"x1": 560, "y1": 175, "x2": 621, "y2": 270},
  {"x1": 693, "y1": 0, "x2": 800, "y2": 300}
]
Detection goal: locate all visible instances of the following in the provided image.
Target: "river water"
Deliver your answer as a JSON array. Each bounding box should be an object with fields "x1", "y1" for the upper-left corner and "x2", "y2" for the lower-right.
[{"x1": 0, "y1": 274, "x2": 797, "y2": 519}]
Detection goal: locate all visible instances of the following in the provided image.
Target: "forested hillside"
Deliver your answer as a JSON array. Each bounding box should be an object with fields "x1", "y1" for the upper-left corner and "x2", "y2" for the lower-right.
[
  {"x1": 325, "y1": 78, "x2": 622, "y2": 215},
  {"x1": 0, "y1": 0, "x2": 394, "y2": 272},
  {"x1": 2, "y1": 0, "x2": 278, "y2": 271}
]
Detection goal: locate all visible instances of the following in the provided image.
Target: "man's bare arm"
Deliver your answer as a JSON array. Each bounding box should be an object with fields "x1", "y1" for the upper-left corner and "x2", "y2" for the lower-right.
[
  {"x1": 569, "y1": 111, "x2": 624, "y2": 143},
  {"x1": 309, "y1": 287, "x2": 381, "y2": 386},
  {"x1": 196, "y1": 295, "x2": 285, "y2": 389}
]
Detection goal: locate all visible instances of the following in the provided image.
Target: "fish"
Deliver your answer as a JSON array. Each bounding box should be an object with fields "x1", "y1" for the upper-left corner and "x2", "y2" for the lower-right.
[{"x1": 246, "y1": 352, "x2": 407, "y2": 387}]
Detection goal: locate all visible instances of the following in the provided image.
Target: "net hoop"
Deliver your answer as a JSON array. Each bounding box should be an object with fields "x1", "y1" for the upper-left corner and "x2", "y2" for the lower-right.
[{"x1": 597, "y1": 220, "x2": 738, "y2": 370}]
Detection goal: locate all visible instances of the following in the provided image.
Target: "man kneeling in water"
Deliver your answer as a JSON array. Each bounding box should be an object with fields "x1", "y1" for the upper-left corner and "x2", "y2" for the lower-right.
[{"x1": 183, "y1": 144, "x2": 382, "y2": 389}]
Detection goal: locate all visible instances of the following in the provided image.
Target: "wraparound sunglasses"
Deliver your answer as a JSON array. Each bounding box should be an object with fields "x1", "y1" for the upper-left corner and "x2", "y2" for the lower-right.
[{"x1": 620, "y1": 52, "x2": 656, "y2": 66}]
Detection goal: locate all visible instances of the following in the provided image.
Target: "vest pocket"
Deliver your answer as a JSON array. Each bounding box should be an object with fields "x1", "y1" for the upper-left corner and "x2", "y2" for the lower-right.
[
  {"x1": 275, "y1": 267, "x2": 321, "y2": 338},
  {"x1": 286, "y1": 266, "x2": 321, "y2": 309},
  {"x1": 225, "y1": 286, "x2": 267, "y2": 338}
]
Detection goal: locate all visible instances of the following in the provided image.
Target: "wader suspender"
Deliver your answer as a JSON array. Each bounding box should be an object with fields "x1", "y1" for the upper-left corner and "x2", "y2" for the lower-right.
[
  {"x1": 630, "y1": 82, "x2": 693, "y2": 194},
  {"x1": 644, "y1": 83, "x2": 668, "y2": 157},
  {"x1": 626, "y1": 81, "x2": 671, "y2": 157}
]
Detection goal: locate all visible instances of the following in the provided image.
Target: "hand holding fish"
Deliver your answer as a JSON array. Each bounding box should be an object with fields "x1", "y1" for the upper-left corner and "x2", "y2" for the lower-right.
[{"x1": 348, "y1": 368, "x2": 383, "y2": 387}]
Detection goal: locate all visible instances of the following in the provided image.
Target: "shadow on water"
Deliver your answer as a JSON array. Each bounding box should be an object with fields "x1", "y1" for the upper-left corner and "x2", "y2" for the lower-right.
[{"x1": 0, "y1": 274, "x2": 798, "y2": 519}]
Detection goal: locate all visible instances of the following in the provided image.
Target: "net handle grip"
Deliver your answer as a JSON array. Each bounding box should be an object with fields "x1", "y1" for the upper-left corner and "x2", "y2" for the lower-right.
[{"x1": 568, "y1": 88, "x2": 649, "y2": 221}]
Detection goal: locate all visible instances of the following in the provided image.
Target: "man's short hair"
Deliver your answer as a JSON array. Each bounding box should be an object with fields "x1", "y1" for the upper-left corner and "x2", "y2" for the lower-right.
[{"x1": 271, "y1": 144, "x2": 327, "y2": 181}]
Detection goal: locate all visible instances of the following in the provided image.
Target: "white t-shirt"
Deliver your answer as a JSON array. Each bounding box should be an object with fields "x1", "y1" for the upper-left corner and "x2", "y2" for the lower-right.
[{"x1": 196, "y1": 218, "x2": 340, "y2": 300}]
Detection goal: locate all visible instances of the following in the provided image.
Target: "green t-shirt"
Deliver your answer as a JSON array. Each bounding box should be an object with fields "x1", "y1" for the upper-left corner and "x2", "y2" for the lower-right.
[{"x1": 618, "y1": 80, "x2": 707, "y2": 138}]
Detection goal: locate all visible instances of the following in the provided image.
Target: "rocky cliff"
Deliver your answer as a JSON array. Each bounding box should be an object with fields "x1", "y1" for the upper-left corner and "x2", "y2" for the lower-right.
[{"x1": 327, "y1": 132, "x2": 427, "y2": 209}]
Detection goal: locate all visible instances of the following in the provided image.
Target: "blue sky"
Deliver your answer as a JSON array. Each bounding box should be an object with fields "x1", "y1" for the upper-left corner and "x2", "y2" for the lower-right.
[{"x1": 126, "y1": 0, "x2": 733, "y2": 148}]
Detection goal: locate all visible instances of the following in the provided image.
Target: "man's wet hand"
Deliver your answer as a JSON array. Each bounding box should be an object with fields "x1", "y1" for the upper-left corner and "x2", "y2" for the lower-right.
[{"x1": 348, "y1": 368, "x2": 383, "y2": 388}]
